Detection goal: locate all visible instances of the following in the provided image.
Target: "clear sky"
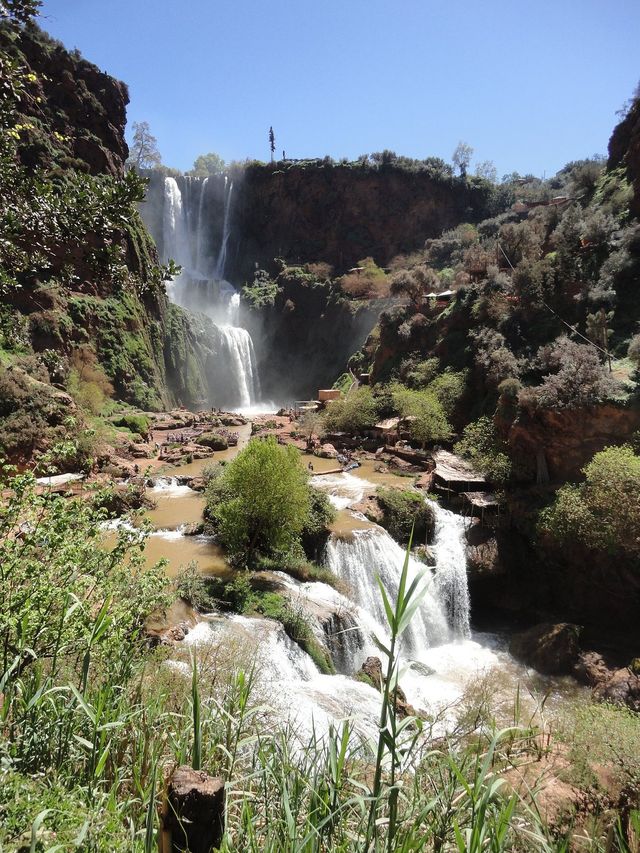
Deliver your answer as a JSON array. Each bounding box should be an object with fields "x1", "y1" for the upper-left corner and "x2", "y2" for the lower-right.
[{"x1": 37, "y1": 0, "x2": 640, "y2": 178}]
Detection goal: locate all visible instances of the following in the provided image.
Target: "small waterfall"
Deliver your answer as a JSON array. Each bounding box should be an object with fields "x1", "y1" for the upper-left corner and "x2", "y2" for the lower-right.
[
  {"x1": 325, "y1": 527, "x2": 450, "y2": 657},
  {"x1": 431, "y1": 503, "x2": 471, "y2": 639},
  {"x1": 218, "y1": 325, "x2": 261, "y2": 408},
  {"x1": 214, "y1": 177, "x2": 233, "y2": 280}
]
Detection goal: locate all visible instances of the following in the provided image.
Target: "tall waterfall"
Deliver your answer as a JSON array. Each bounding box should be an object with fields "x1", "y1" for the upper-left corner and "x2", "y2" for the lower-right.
[
  {"x1": 218, "y1": 325, "x2": 261, "y2": 408},
  {"x1": 163, "y1": 177, "x2": 191, "y2": 274},
  {"x1": 156, "y1": 176, "x2": 262, "y2": 409},
  {"x1": 214, "y1": 177, "x2": 233, "y2": 280},
  {"x1": 195, "y1": 176, "x2": 209, "y2": 274}
]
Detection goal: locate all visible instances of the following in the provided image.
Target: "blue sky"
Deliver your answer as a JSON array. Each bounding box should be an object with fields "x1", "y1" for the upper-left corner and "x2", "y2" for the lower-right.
[{"x1": 38, "y1": 0, "x2": 640, "y2": 178}]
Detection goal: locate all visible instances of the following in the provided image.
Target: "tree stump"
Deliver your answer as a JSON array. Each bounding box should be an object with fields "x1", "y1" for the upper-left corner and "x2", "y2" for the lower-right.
[{"x1": 163, "y1": 766, "x2": 225, "y2": 853}]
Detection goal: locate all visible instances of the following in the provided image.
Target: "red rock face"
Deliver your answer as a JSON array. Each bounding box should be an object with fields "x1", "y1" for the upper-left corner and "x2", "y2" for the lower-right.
[{"x1": 505, "y1": 403, "x2": 640, "y2": 482}]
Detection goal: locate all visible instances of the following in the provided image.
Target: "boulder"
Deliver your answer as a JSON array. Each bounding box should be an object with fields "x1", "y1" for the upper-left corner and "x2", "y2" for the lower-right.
[
  {"x1": 218, "y1": 414, "x2": 247, "y2": 426},
  {"x1": 196, "y1": 432, "x2": 229, "y2": 451},
  {"x1": 573, "y1": 651, "x2": 613, "y2": 687},
  {"x1": 315, "y1": 443, "x2": 338, "y2": 459},
  {"x1": 357, "y1": 656, "x2": 417, "y2": 719},
  {"x1": 388, "y1": 455, "x2": 417, "y2": 472},
  {"x1": 593, "y1": 667, "x2": 640, "y2": 712},
  {"x1": 351, "y1": 495, "x2": 384, "y2": 524},
  {"x1": 183, "y1": 522, "x2": 206, "y2": 536},
  {"x1": 129, "y1": 442, "x2": 154, "y2": 458},
  {"x1": 509, "y1": 622, "x2": 582, "y2": 675}
]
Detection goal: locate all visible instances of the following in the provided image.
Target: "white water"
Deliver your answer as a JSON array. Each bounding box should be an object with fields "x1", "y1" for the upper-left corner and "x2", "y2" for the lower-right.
[
  {"x1": 325, "y1": 527, "x2": 450, "y2": 655},
  {"x1": 218, "y1": 324, "x2": 261, "y2": 408},
  {"x1": 214, "y1": 177, "x2": 233, "y2": 280},
  {"x1": 310, "y1": 472, "x2": 374, "y2": 510},
  {"x1": 163, "y1": 177, "x2": 191, "y2": 278},
  {"x1": 159, "y1": 176, "x2": 263, "y2": 409},
  {"x1": 149, "y1": 476, "x2": 194, "y2": 498},
  {"x1": 194, "y1": 176, "x2": 208, "y2": 274},
  {"x1": 182, "y1": 614, "x2": 383, "y2": 747},
  {"x1": 431, "y1": 503, "x2": 471, "y2": 639},
  {"x1": 165, "y1": 469, "x2": 583, "y2": 744}
]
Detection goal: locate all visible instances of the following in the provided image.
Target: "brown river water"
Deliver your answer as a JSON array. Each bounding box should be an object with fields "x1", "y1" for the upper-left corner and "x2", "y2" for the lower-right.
[{"x1": 119, "y1": 425, "x2": 411, "y2": 577}]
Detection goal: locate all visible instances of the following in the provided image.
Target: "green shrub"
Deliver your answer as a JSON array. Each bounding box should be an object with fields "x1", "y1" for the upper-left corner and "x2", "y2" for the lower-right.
[
  {"x1": 113, "y1": 412, "x2": 150, "y2": 438},
  {"x1": 376, "y1": 487, "x2": 433, "y2": 544},
  {"x1": 205, "y1": 437, "x2": 312, "y2": 566},
  {"x1": 322, "y1": 386, "x2": 379, "y2": 434},
  {"x1": 454, "y1": 416, "x2": 512, "y2": 483},
  {"x1": 539, "y1": 444, "x2": 640, "y2": 554}
]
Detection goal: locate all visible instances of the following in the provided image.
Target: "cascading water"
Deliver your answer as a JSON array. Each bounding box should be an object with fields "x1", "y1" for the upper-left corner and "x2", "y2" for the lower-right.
[
  {"x1": 153, "y1": 175, "x2": 263, "y2": 409},
  {"x1": 194, "y1": 176, "x2": 209, "y2": 274},
  {"x1": 162, "y1": 468, "x2": 580, "y2": 743},
  {"x1": 217, "y1": 325, "x2": 261, "y2": 408},
  {"x1": 214, "y1": 177, "x2": 233, "y2": 280},
  {"x1": 163, "y1": 177, "x2": 191, "y2": 281},
  {"x1": 324, "y1": 527, "x2": 450, "y2": 656},
  {"x1": 431, "y1": 503, "x2": 471, "y2": 639}
]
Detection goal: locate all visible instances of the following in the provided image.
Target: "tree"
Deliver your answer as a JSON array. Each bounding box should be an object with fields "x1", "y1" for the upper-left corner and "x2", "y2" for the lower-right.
[
  {"x1": 389, "y1": 266, "x2": 438, "y2": 306},
  {"x1": 454, "y1": 416, "x2": 512, "y2": 483},
  {"x1": 390, "y1": 385, "x2": 451, "y2": 448},
  {"x1": 189, "y1": 152, "x2": 225, "y2": 177},
  {"x1": 533, "y1": 336, "x2": 617, "y2": 409},
  {"x1": 204, "y1": 437, "x2": 312, "y2": 565},
  {"x1": 628, "y1": 333, "x2": 640, "y2": 367},
  {"x1": 322, "y1": 386, "x2": 379, "y2": 434},
  {"x1": 241, "y1": 268, "x2": 281, "y2": 308},
  {"x1": 586, "y1": 308, "x2": 613, "y2": 371},
  {"x1": 539, "y1": 445, "x2": 640, "y2": 554},
  {"x1": 269, "y1": 126, "x2": 275, "y2": 163},
  {"x1": 475, "y1": 160, "x2": 497, "y2": 182},
  {"x1": 452, "y1": 141, "x2": 474, "y2": 177},
  {"x1": 0, "y1": 0, "x2": 41, "y2": 23},
  {"x1": 126, "y1": 121, "x2": 161, "y2": 171},
  {"x1": 299, "y1": 409, "x2": 325, "y2": 448}
]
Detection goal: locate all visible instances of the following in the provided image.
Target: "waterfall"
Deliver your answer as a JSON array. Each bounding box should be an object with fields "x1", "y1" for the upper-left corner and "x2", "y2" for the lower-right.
[
  {"x1": 214, "y1": 177, "x2": 233, "y2": 280},
  {"x1": 325, "y1": 527, "x2": 450, "y2": 657},
  {"x1": 152, "y1": 175, "x2": 263, "y2": 410},
  {"x1": 195, "y1": 176, "x2": 209, "y2": 275},
  {"x1": 218, "y1": 325, "x2": 261, "y2": 408},
  {"x1": 431, "y1": 503, "x2": 471, "y2": 639},
  {"x1": 163, "y1": 177, "x2": 191, "y2": 277}
]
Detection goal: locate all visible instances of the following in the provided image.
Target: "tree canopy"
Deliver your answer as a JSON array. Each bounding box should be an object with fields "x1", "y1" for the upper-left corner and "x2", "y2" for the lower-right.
[
  {"x1": 539, "y1": 445, "x2": 640, "y2": 554},
  {"x1": 126, "y1": 121, "x2": 161, "y2": 171},
  {"x1": 189, "y1": 151, "x2": 225, "y2": 177},
  {"x1": 205, "y1": 437, "x2": 314, "y2": 565}
]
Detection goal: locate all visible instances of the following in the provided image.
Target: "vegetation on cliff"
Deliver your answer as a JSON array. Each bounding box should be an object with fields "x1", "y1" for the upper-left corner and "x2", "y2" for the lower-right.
[{"x1": 0, "y1": 9, "x2": 209, "y2": 465}]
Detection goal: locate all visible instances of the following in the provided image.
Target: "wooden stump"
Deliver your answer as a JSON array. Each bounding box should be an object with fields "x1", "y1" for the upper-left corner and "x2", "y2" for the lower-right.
[{"x1": 163, "y1": 766, "x2": 225, "y2": 853}]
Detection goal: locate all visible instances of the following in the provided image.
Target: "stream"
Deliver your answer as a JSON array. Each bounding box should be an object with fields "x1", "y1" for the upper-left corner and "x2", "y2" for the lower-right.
[{"x1": 132, "y1": 428, "x2": 585, "y2": 745}]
